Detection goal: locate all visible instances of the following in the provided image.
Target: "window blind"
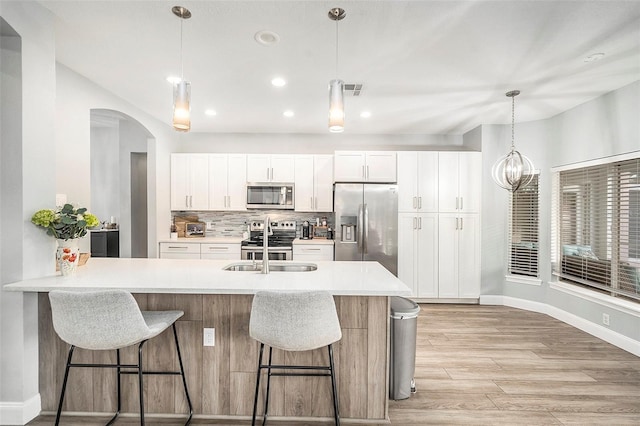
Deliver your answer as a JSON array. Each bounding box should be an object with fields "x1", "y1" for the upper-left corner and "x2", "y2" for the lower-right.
[
  {"x1": 509, "y1": 174, "x2": 539, "y2": 277},
  {"x1": 553, "y1": 156, "x2": 640, "y2": 302}
]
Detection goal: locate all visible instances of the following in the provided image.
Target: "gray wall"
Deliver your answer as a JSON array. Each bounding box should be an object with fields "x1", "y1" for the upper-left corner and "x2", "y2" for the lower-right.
[{"x1": 481, "y1": 80, "x2": 640, "y2": 343}]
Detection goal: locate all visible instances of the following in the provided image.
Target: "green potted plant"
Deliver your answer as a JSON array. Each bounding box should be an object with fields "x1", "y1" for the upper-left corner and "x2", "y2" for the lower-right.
[{"x1": 31, "y1": 204, "x2": 99, "y2": 275}]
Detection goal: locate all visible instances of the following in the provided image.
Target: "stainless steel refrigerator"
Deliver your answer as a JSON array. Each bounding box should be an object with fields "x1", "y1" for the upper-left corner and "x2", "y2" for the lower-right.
[{"x1": 334, "y1": 183, "x2": 398, "y2": 275}]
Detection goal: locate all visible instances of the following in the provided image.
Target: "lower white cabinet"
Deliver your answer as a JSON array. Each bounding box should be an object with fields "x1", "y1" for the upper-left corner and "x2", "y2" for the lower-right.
[
  {"x1": 200, "y1": 243, "x2": 241, "y2": 260},
  {"x1": 293, "y1": 243, "x2": 334, "y2": 261},
  {"x1": 159, "y1": 242, "x2": 201, "y2": 259},
  {"x1": 398, "y1": 213, "x2": 438, "y2": 298},
  {"x1": 438, "y1": 213, "x2": 480, "y2": 298},
  {"x1": 159, "y1": 241, "x2": 240, "y2": 260}
]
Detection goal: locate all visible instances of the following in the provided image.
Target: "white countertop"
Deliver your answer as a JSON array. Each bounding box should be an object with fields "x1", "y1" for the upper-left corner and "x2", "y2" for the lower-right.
[
  {"x1": 293, "y1": 238, "x2": 335, "y2": 245},
  {"x1": 4, "y1": 258, "x2": 411, "y2": 296},
  {"x1": 158, "y1": 237, "x2": 244, "y2": 244}
]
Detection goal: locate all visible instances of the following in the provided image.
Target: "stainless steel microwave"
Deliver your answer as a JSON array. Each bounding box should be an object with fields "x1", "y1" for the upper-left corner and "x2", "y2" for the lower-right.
[{"x1": 246, "y1": 183, "x2": 294, "y2": 209}]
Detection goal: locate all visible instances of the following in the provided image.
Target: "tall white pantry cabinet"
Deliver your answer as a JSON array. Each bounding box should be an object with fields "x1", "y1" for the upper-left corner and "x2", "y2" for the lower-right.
[{"x1": 397, "y1": 151, "x2": 481, "y2": 300}]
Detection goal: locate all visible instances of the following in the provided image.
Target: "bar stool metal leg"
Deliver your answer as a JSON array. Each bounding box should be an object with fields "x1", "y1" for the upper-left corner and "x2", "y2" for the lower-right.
[
  {"x1": 252, "y1": 343, "x2": 265, "y2": 426},
  {"x1": 54, "y1": 345, "x2": 76, "y2": 426},
  {"x1": 105, "y1": 349, "x2": 122, "y2": 426},
  {"x1": 328, "y1": 344, "x2": 340, "y2": 426},
  {"x1": 138, "y1": 340, "x2": 147, "y2": 425},
  {"x1": 172, "y1": 323, "x2": 193, "y2": 425},
  {"x1": 262, "y1": 346, "x2": 274, "y2": 425}
]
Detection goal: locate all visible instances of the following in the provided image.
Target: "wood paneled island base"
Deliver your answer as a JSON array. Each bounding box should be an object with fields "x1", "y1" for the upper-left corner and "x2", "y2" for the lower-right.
[{"x1": 38, "y1": 293, "x2": 390, "y2": 423}]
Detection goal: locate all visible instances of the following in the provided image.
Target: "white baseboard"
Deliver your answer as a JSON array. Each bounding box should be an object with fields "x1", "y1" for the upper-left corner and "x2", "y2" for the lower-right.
[
  {"x1": 480, "y1": 295, "x2": 640, "y2": 357},
  {"x1": 0, "y1": 393, "x2": 41, "y2": 425}
]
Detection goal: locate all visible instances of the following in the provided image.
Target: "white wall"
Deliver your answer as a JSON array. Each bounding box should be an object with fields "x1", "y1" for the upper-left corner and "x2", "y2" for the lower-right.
[
  {"x1": 481, "y1": 80, "x2": 640, "y2": 347},
  {"x1": 0, "y1": 2, "x2": 56, "y2": 424},
  {"x1": 56, "y1": 64, "x2": 177, "y2": 255}
]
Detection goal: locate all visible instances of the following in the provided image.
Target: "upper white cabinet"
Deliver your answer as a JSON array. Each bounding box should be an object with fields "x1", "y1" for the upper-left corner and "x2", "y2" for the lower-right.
[
  {"x1": 209, "y1": 154, "x2": 247, "y2": 211},
  {"x1": 170, "y1": 154, "x2": 209, "y2": 210},
  {"x1": 246, "y1": 154, "x2": 295, "y2": 182},
  {"x1": 334, "y1": 151, "x2": 397, "y2": 182},
  {"x1": 294, "y1": 155, "x2": 334, "y2": 212},
  {"x1": 438, "y1": 152, "x2": 481, "y2": 213},
  {"x1": 397, "y1": 151, "x2": 438, "y2": 213}
]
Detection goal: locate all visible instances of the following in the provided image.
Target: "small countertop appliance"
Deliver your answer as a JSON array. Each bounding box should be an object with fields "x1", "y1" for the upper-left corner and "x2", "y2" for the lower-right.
[{"x1": 301, "y1": 221, "x2": 313, "y2": 240}]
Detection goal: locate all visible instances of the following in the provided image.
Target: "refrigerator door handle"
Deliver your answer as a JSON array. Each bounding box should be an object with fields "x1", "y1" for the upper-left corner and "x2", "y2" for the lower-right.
[
  {"x1": 357, "y1": 204, "x2": 364, "y2": 253},
  {"x1": 363, "y1": 204, "x2": 369, "y2": 254}
]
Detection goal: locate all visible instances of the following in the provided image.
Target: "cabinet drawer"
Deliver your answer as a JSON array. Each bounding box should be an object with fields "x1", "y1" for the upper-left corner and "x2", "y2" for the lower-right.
[
  {"x1": 201, "y1": 243, "x2": 240, "y2": 259},
  {"x1": 159, "y1": 242, "x2": 201, "y2": 254},
  {"x1": 293, "y1": 244, "x2": 334, "y2": 261}
]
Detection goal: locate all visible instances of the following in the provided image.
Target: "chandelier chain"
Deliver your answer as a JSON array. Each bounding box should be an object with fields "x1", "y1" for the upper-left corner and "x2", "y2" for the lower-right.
[{"x1": 511, "y1": 94, "x2": 515, "y2": 150}]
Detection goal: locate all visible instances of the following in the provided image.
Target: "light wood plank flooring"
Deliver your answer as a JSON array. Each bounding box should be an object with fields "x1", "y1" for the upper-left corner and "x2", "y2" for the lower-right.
[{"x1": 28, "y1": 304, "x2": 640, "y2": 425}]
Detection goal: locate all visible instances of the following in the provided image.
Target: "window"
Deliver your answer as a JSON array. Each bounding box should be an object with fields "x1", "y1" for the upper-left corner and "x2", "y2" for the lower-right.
[
  {"x1": 552, "y1": 155, "x2": 640, "y2": 302},
  {"x1": 509, "y1": 174, "x2": 539, "y2": 277}
]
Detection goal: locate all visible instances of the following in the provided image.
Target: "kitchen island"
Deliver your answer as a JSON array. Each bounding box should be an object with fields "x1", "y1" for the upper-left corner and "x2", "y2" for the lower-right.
[{"x1": 4, "y1": 258, "x2": 411, "y2": 423}]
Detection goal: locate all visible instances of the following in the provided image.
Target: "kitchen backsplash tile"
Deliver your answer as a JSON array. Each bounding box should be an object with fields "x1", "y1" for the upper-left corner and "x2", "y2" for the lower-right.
[{"x1": 172, "y1": 211, "x2": 334, "y2": 238}]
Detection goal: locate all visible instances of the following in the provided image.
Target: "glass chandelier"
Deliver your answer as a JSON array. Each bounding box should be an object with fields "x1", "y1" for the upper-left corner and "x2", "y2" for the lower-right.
[{"x1": 491, "y1": 90, "x2": 535, "y2": 192}]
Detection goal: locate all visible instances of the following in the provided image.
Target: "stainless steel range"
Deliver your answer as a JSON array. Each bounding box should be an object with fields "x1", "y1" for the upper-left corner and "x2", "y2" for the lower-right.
[{"x1": 241, "y1": 221, "x2": 296, "y2": 260}]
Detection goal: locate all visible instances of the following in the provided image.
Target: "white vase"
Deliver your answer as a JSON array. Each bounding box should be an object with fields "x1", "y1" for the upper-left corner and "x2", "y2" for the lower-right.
[{"x1": 56, "y1": 239, "x2": 80, "y2": 276}]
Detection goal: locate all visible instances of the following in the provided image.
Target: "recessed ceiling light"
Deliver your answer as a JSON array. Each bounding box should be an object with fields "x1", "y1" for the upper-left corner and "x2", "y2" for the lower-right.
[
  {"x1": 360, "y1": 111, "x2": 371, "y2": 118},
  {"x1": 283, "y1": 110, "x2": 294, "y2": 118},
  {"x1": 166, "y1": 76, "x2": 181, "y2": 84},
  {"x1": 271, "y1": 77, "x2": 286, "y2": 87},
  {"x1": 205, "y1": 109, "x2": 217, "y2": 116},
  {"x1": 254, "y1": 30, "x2": 280, "y2": 46},
  {"x1": 584, "y1": 53, "x2": 605, "y2": 62}
]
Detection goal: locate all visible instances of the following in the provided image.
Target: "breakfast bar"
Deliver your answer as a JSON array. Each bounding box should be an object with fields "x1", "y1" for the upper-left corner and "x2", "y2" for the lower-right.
[{"x1": 4, "y1": 258, "x2": 411, "y2": 423}]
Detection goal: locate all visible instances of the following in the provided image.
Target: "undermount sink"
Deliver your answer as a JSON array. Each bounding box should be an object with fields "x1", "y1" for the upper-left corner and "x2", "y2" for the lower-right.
[{"x1": 222, "y1": 262, "x2": 317, "y2": 272}]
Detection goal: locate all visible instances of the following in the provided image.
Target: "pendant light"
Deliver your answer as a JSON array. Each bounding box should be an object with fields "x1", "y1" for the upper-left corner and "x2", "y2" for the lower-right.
[
  {"x1": 172, "y1": 6, "x2": 191, "y2": 132},
  {"x1": 328, "y1": 7, "x2": 346, "y2": 133},
  {"x1": 491, "y1": 90, "x2": 535, "y2": 192}
]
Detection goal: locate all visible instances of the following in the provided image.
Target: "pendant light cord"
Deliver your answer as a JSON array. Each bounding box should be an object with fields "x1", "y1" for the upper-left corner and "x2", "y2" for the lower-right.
[
  {"x1": 511, "y1": 94, "x2": 515, "y2": 151},
  {"x1": 180, "y1": 17, "x2": 184, "y2": 79},
  {"x1": 335, "y1": 19, "x2": 339, "y2": 78}
]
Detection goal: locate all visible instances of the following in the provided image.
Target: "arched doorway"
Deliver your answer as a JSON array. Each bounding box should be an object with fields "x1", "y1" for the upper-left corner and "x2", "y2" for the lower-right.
[{"x1": 90, "y1": 109, "x2": 154, "y2": 258}]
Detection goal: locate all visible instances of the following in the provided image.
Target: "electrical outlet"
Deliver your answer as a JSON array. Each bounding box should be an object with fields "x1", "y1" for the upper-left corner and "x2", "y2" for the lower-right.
[
  {"x1": 203, "y1": 328, "x2": 215, "y2": 346},
  {"x1": 206, "y1": 221, "x2": 214, "y2": 230},
  {"x1": 602, "y1": 313, "x2": 610, "y2": 326}
]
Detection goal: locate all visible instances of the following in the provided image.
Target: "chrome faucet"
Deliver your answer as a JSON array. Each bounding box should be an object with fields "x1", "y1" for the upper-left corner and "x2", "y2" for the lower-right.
[{"x1": 262, "y1": 216, "x2": 272, "y2": 274}]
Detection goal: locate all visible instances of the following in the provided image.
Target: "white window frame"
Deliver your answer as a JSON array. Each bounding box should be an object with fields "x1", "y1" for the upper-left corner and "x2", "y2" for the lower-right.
[{"x1": 551, "y1": 151, "x2": 640, "y2": 303}]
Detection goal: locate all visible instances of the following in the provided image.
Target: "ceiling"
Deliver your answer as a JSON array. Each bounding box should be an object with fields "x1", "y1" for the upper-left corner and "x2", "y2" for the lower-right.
[{"x1": 38, "y1": 0, "x2": 640, "y2": 135}]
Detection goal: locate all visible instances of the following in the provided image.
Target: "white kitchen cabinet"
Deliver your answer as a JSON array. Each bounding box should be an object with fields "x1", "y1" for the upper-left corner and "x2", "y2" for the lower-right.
[
  {"x1": 438, "y1": 152, "x2": 481, "y2": 213},
  {"x1": 294, "y1": 155, "x2": 334, "y2": 212},
  {"x1": 293, "y1": 242, "x2": 334, "y2": 261},
  {"x1": 159, "y1": 242, "x2": 201, "y2": 259},
  {"x1": 437, "y1": 213, "x2": 480, "y2": 298},
  {"x1": 246, "y1": 154, "x2": 295, "y2": 182},
  {"x1": 334, "y1": 151, "x2": 397, "y2": 182},
  {"x1": 200, "y1": 243, "x2": 241, "y2": 260},
  {"x1": 209, "y1": 154, "x2": 247, "y2": 211},
  {"x1": 398, "y1": 213, "x2": 438, "y2": 298},
  {"x1": 170, "y1": 154, "x2": 209, "y2": 210},
  {"x1": 397, "y1": 151, "x2": 438, "y2": 213}
]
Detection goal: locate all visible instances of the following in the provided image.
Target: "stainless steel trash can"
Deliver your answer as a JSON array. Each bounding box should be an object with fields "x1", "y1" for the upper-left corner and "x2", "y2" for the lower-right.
[{"x1": 389, "y1": 296, "x2": 420, "y2": 400}]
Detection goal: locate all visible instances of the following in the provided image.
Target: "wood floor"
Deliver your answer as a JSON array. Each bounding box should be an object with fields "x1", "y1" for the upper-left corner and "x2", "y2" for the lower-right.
[{"x1": 28, "y1": 304, "x2": 640, "y2": 425}]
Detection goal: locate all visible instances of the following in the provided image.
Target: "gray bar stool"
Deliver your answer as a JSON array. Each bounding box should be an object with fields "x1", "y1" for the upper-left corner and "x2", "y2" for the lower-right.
[
  {"x1": 249, "y1": 290, "x2": 342, "y2": 425},
  {"x1": 48, "y1": 290, "x2": 193, "y2": 425}
]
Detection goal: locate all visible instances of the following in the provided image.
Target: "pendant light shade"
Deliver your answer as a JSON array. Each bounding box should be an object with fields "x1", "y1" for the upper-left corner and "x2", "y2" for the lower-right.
[
  {"x1": 491, "y1": 90, "x2": 535, "y2": 192},
  {"x1": 328, "y1": 79, "x2": 345, "y2": 133},
  {"x1": 172, "y1": 6, "x2": 191, "y2": 132},
  {"x1": 328, "y1": 8, "x2": 346, "y2": 133},
  {"x1": 173, "y1": 80, "x2": 191, "y2": 132}
]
